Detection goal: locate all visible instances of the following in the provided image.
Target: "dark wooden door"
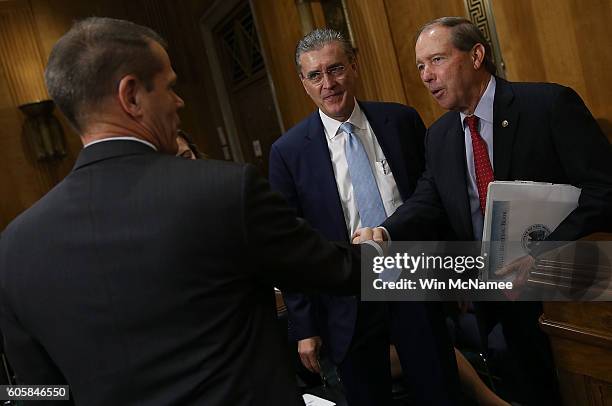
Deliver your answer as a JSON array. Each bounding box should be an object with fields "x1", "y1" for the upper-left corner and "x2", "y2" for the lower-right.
[{"x1": 213, "y1": 3, "x2": 281, "y2": 176}]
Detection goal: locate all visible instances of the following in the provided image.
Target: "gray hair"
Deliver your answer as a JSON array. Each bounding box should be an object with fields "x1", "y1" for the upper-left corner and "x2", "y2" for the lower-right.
[
  {"x1": 416, "y1": 17, "x2": 497, "y2": 75},
  {"x1": 294, "y1": 28, "x2": 355, "y2": 72},
  {"x1": 44, "y1": 17, "x2": 168, "y2": 132}
]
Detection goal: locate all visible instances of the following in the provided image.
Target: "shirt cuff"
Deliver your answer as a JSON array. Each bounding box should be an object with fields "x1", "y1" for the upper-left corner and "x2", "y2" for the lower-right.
[{"x1": 362, "y1": 240, "x2": 384, "y2": 256}]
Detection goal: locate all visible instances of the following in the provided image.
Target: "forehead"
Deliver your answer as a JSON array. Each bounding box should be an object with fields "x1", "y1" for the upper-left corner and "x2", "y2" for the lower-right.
[
  {"x1": 299, "y1": 42, "x2": 348, "y2": 71},
  {"x1": 149, "y1": 40, "x2": 175, "y2": 78},
  {"x1": 415, "y1": 25, "x2": 454, "y2": 59}
]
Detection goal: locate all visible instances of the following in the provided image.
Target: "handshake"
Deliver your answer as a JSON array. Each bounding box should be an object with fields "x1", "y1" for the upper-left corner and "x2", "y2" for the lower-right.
[
  {"x1": 351, "y1": 227, "x2": 389, "y2": 255},
  {"x1": 351, "y1": 227, "x2": 535, "y2": 292}
]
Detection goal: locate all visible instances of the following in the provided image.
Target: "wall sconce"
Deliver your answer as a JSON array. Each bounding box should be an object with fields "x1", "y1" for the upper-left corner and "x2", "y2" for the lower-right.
[{"x1": 19, "y1": 100, "x2": 66, "y2": 161}]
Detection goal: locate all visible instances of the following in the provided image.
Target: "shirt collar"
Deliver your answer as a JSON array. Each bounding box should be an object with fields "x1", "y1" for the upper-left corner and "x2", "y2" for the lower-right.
[
  {"x1": 460, "y1": 75, "x2": 496, "y2": 127},
  {"x1": 84, "y1": 136, "x2": 158, "y2": 151},
  {"x1": 319, "y1": 99, "x2": 366, "y2": 140}
]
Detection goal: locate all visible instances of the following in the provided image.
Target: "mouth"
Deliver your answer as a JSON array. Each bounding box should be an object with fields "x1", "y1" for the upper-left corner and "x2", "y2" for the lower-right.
[
  {"x1": 430, "y1": 88, "x2": 444, "y2": 98},
  {"x1": 323, "y1": 92, "x2": 344, "y2": 102}
]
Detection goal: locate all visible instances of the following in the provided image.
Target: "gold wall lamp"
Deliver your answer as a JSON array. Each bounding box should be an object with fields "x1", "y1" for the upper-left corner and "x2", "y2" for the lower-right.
[{"x1": 19, "y1": 100, "x2": 66, "y2": 161}]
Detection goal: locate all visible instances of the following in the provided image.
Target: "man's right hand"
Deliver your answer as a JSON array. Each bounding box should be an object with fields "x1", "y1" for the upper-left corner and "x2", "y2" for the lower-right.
[
  {"x1": 351, "y1": 227, "x2": 388, "y2": 244},
  {"x1": 297, "y1": 336, "x2": 322, "y2": 373}
]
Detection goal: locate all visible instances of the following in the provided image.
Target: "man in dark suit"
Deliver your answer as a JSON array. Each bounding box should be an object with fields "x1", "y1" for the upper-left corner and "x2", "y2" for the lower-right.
[
  {"x1": 356, "y1": 17, "x2": 612, "y2": 405},
  {"x1": 269, "y1": 28, "x2": 458, "y2": 406},
  {"x1": 0, "y1": 18, "x2": 372, "y2": 406}
]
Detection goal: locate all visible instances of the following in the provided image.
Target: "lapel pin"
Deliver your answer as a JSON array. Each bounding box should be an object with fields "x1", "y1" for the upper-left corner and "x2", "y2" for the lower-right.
[{"x1": 501, "y1": 120, "x2": 509, "y2": 128}]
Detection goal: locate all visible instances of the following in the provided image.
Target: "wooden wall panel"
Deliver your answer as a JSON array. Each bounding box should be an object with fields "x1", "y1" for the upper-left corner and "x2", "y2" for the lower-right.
[
  {"x1": 0, "y1": 0, "x2": 80, "y2": 228},
  {"x1": 384, "y1": 0, "x2": 466, "y2": 126},
  {"x1": 0, "y1": 0, "x2": 228, "y2": 229},
  {"x1": 251, "y1": 0, "x2": 313, "y2": 131},
  {"x1": 0, "y1": 1, "x2": 48, "y2": 105},
  {"x1": 343, "y1": 0, "x2": 406, "y2": 105},
  {"x1": 2, "y1": 0, "x2": 609, "y2": 229},
  {"x1": 492, "y1": 0, "x2": 612, "y2": 138}
]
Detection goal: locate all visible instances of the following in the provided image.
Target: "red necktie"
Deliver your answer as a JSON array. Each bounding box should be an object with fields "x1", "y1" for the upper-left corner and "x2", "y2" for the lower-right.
[{"x1": 465, "y1": 115, "x2": 494, "y2": 216}]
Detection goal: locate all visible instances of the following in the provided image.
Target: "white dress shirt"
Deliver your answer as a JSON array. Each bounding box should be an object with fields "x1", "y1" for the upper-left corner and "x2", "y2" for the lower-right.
[
  {"x1": 460, "y1": 76, "x2": 496, "y2": 240},
  {"x1": 319, "y1": 101, "x2": 402, "y2": 237},
  {"x1": 84, "y1": 136, "x2": 157, "y2": 150}
]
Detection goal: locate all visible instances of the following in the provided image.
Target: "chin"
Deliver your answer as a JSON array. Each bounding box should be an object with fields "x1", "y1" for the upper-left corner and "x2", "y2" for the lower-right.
[{"x1": 325, "y1": 104, "x2": 350, "y2": 120}]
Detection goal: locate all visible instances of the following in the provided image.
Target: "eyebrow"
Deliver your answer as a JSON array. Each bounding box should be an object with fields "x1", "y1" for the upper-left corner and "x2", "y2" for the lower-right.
[{"x1": 306, "y1": 62, "x2": 344, "y2": 74}]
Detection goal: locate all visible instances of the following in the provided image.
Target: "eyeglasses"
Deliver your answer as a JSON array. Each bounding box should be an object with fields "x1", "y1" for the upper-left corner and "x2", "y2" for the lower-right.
[{"x1": 301, "y1": 65, "x2": 346, "y2": 85}]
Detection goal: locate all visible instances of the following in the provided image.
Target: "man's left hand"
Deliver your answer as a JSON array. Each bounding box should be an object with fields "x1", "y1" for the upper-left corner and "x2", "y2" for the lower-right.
[{"x1": 495, "y1": 254, "x2": 536, "y2": 290}]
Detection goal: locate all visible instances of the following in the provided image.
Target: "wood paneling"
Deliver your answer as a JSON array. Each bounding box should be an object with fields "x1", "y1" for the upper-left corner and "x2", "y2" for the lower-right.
[
  {"x1": 251, "y1": 0, "x2": 313, "y2": 131},
  {"x1": 542, "y1": 303, "x2": 612, "y2": 405},
  {"x1": 343, "y1": 0, "x2": 405, "y2": 105},
  {"x1": 2, "y1": 0, "x2": 610, "y2": 229},
  {"x1": 384, "y1": 0, "x2": 466, "y2": 126},
  {"x1": 492, "y1": 0, "x2": 612, "y2": 138},
  {"x1": 0, "y1": 0, "x2": 228, "y2": 229},
  {"x1": 0, "y1": 1, "x2": 48, "y2": 105},
  {"x1": 0, "y1": 0, "x2": 80, "y2": 227}
]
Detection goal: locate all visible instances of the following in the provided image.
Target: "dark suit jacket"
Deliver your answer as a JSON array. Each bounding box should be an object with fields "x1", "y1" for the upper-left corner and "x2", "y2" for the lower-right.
[
  {"x1": 269, "y1": 101, "x2": 427, "y2": 362},
  {"x1": 383, "y1": 77, "x2": 612, "y2": 241},
  {"x1": 0, "y1": 140, "x2": 366, "y2": 406}
]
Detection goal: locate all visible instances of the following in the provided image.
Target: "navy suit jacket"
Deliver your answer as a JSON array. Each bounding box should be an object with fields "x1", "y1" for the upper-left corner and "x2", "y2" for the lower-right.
[
  {"x1": 0, "y1": 141, "x2": 366, "y2": 406},
  {"x1": 383, "y1": 77, "x2": 612, "y2": 242},
  {"x1": 269, "y1": 101, "x2": 427, "y2": 362}
]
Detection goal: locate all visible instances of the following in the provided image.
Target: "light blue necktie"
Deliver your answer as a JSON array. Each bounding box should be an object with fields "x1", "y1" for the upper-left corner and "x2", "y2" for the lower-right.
[
  {"x1": 341, "y1": 122, "x2": 400, "y2": 282},
  {"x1": 340, "y1": 122, "x2": 386, "y2": 227}
]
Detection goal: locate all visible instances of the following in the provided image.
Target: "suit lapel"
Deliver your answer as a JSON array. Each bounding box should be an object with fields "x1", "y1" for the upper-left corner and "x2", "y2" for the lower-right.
[
  {"x1": 444, "y1": 115, "x2": 474, "y2": 239},
  {"x1": 303, "y1": 113, "x2": 348, "y2": 239},
  {"x1": 493, "y1": 78, "x2": 520, "y2": 181}
]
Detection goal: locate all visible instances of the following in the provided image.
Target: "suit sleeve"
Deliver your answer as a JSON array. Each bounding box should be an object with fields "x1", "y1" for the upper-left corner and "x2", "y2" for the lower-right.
[
  {"x1": 382, "y1": 129, "x2": 451, "y2": 241},
  {"x1": 548, "y1": 87, "x2": 612, "y2": 240},
  {"x1": 245, "y1": 164, "x2": 369, "y2": 295},
  {"x1": 0, "y1": 286, "x2": 73, "y2": 404},
  {"x1": 268, "y1": 145, "x2": 319, "y2": 340}
]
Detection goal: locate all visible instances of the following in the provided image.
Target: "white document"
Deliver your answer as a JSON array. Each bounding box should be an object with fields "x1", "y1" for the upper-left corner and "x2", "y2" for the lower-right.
[
  {"x1": 481, "y1": 181, "x2": 581, "y2": 278},
  {"x1": 302, "y1": 394, "x2": 336, "y2": 406}
]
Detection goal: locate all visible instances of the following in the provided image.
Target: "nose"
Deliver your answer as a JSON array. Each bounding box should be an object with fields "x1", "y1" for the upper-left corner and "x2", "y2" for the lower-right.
[
  {"x1": 321, "y1": 71, "x2": 337, "y2": 88},
  {"x1": 420, "y1": 65, "x2": 434, "y2": 83},
  {"x1": 176, "y1": 94, "x2": 185, "y2": 109}
]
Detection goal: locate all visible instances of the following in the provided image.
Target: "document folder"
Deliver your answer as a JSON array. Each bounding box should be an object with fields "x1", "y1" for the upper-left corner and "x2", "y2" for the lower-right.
[{"x1": 481, "y1": 181, "x2": 581, "y2": 279}]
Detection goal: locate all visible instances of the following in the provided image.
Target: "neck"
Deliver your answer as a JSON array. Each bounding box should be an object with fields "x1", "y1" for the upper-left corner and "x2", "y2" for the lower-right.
[
  {"x1": 462, "y1": 73, "x2": 492, "y2": 115},
  {"x1": 81, "y1": 116, "x2": 158, "y2": 149}
]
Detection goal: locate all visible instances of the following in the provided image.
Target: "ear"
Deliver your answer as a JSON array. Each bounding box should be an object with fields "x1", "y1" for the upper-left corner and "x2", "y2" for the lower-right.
[
  {"x1": 471, "y1": 43, "x2": 486, "y2": 70},
  {"x1": 350, "y1": 58, "x2": 358, "y2": 78},
  {"x1": 117, "y1": 74, "x2": 143, "y2": 118}
]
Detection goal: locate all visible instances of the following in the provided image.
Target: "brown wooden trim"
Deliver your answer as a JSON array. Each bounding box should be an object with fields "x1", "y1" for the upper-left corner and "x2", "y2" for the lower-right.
[{"x1": 540, "y1": 316, "x2": 612, "y2": 350}]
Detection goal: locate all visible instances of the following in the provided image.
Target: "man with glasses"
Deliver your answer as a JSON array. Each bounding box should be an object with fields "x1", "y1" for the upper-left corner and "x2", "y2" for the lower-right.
[
  {"x1": 269, "y1": 28, "x2": 458, "y2": 406},
  {"x1": 0, "y1": 19, "x2": 372, "y2": 406}
]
